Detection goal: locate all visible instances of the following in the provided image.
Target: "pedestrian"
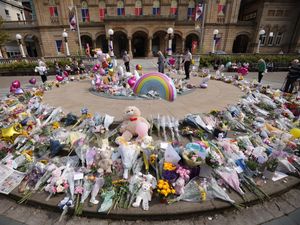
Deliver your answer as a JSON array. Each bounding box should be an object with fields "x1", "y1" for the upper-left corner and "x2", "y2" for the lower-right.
[
  {"x1": 157, "y1": 51, "x2": 165, "y2": 73},
  {"x1": 257, "y1": 58, "x2": 266, "y2": 83},
  {"x1": 72, "y1": 58, "x2": 79, "y2": 75},
  {"x1": 283, "y1": 59, "x2": 300, "y2": 93},
  {"x1": 122, "y1": 51, "x2": 130, "y2": 72},
  {"x1": 79, "y1": 60, "x2": 85, "y2": 75},
  {"x1": 182, "y1": 48, "x2": 192, "y2": 80},
  {"x1": 37, "y1": 58, "x2": 48, "y2": 83}
]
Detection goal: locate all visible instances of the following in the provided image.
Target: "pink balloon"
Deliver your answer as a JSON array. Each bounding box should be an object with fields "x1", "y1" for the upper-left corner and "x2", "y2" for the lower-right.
[
  {"x1": 63, "y1": 71, "x2": 69, "y2": 77},
  {"x1": 12, "y1": 80, "x2": 20, "y2": 89},
  {"x1": 99, "y1": 68, "x2": 105, "y2": 76},
  {"x1": 169, "y1": 57, "x2": 176, "y2": 65},
  {"x1": 136, "y1": 122, "x2": 149, "y2": 137},
  {"x1": 10, "y1": 85, "x2": 16, "y2": 93},
  {"x1": 29, "y1": 78, "x2": 36, "y2": 85},
  {"x1": 128, "y1": 78, "x2": 136, "y2": 87},
  {"x1": 56, "y1": 75, "x2": 64, "y2": 82},
  {"x1": 93, "y1": 64, "x2": 99, "y2": 72}
]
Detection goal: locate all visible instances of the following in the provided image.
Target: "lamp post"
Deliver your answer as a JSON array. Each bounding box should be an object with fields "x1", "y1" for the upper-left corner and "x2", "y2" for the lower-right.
[
  {"x1": 108, "y1": 28, "x2": 114, "y2": 57},
  {"x1": 256, "y1": 29, "x2": 265, "y2": 53},
  {"x1": 212, "y1": 29, "x2": 219, "y2": 54},
  {"x1": 16, "y1": 34, "x2": 25, "y2": 58},
  {"x1": 167, "y1": 27, "x2": 174, "y2": 56},
  {"x1": 62, "y1": 29, "x2": 70, "y2": 57}
]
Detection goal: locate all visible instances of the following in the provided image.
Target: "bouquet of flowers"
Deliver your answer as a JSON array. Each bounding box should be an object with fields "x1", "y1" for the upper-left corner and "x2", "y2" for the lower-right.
[
  {"x1": 156, "y1": 179, "x2": 176, "y2": 200},
  {"x1": 162, "y1": 162, "x2": 177, "y2": 182}
]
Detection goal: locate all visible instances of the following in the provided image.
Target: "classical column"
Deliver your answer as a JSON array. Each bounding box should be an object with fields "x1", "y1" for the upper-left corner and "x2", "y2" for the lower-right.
[
  {"x1": 147, "y1": 36, "x2": 153, "y2": 57},
  {"x1": 182, "y1": 38, "x2": 185, "y2": 53},
  {"x1": 128, "y1": 37, "x2": 133, "y2": 58}
]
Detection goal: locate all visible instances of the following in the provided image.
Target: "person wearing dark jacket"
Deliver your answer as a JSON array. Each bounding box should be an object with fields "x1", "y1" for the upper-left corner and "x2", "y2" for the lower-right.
[{"x1": 283, "y1": 59, "x2": 300, "y2": 93}]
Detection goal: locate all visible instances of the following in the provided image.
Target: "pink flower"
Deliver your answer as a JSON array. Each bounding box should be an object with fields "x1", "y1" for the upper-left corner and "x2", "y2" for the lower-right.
[
  {"x1": 63, "y1": 182, "x2": 69, "y2": 190},
  {"x1": 51, "y1": 186, "x2": 57, "y2": 193},
  {"x1": 75, "y1": 186, "x2": 84, "y2": 195}
]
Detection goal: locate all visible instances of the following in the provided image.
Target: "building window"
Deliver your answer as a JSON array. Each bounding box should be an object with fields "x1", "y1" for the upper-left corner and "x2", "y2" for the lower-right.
[
  {"x1": 267, "y1": 35, "x2": 274, "y2": 46},
  {"x1": 170, "y1": 0, "x2": 178, "y2": 16},
  {"x1": 260, "y1": 35, "x2": 266, "y2": 46},
  {"x1": 275, "y1": 32, "x2": 283, "y2": 46},
  {"x1": 276, "y1": 10, "x2": 283, "y2": 17},
  {"x1": 217, "y1": 0, "x2": 226, "y2": 17},
  {"x1": 81, "y1": 1, "x2": 90, "y2": 22},
  {"x1": 49, "y1": 0, "x2": 58, "y2": 17},
  {"x1": 267, "y1": 10, "x2": 275, "y2": 16},
  {"x1": 5, "y1": 9, "x2": 10, "y2": 17},
  {"x1": 153, "y1": 0, "x2": 160, "y2": 15},
  {"x1": 187, "y1": 0, "x2": 195, "y2": 20},
  {"x1": 17, "y1": 13, "x2": 21, "y2": 21},
  {"x1": 55, "y1": 40, "x2": 63, "y2": 54},
  {"x1": 135, "y1": 0, "x2": 142, "y2": 16},
  {"x1": 117, "y1": 0, "x2": 125, "y2": 16},
  {"x1": 99, "y1": 0, "x2": 106, "y2": 21}
]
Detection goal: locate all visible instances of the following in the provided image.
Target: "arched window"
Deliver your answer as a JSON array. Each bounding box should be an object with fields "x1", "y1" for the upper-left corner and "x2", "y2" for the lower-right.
[
  {"x1": 81, "y1": 1, "x2": 90, "y2": 22},
  {"x1": 117, "y1": 0, "x2": 125, "y2": 16},
  {"x1": 135, "y1": 0, "x2": 142, "y2": 16},
  {"x1": 49, "y1": 0, "x2": 58, "y2": 18},
  {"x1": 99, "y1": 0, "x2": 106, "y2": 21},
  {"x1": 217, "y1": 0, "x2": 226, "y2": 17},
  {"x1": 187, "y1": 0, "x2": 195, "y2": 20},
  {"x1": 153, "y1": 0, "x2": 160, "y2": 15},
  {"x1": 170, "y1": 0, "x2": 177, "y2": 16}
]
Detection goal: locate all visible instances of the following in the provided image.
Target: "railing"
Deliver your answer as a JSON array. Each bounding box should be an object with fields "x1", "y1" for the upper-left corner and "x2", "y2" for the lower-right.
[
  {"x1": 104, "y1": 15, "x2": 177, "y2": 21},
  {"x1": 2, "y1": 20, "x2": 38, "y2": 29}
]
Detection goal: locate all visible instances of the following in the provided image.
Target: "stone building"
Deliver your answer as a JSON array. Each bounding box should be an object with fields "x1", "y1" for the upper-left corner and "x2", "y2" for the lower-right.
[{"x1": 1, "y1": 0, "x2": 300, "y2": 58}]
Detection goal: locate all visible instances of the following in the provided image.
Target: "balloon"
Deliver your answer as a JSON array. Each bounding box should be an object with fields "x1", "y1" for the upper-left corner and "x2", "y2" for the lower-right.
[
  {"x1": 290, "y1": 128, "x2": 300, "y2": 138},
  {"x1": 200, "y1": 83, "x2": 208, "y2": 88},
  {"x1": 169, "y1": 57, "x2": 176, "y2": 65},
  {"x1": 15, "y1": 88, "x2": 24, "y2": 94},
  {"x1": 56, "y1": 75, "x2": 64, "y2": 82},
  {"x1": 10, "y1": 86, "x2": 16, "y2": 93},
  {"x1": 225, "y1": 62, "x2": 232, "y2": 68},
  {"x1": 128, "y1": 78, "x2": 136, "y2": 87},
  {"x1": 136, "y1": 122, "x2": 149, "y2": 137},
  {"x1": 136, "y1": 64, "x2": 142, "y2": 70},
  {"x1": 117, "y1": 66, "x2": 124, "y2": 77},
  {"x1": 12, "y1": 80, "x2": 21, "y2": 89},
  {"x1": 29, "y1": 78, "x2": 36, "y2": 85},
  {"x1": 99, "y1": 68, "x2": 105, "y2": 75},
  {"x1": 108, "y1": 63, "x2": 113, "y2": 69},
  {"x1": 102, "y1": 61, "x2": 108, "y2": 68},
  {"x1": 108, "y1": 68, "x2": 114, "y2": 76},
  {"x1": 134, "y1": 70, "x2": 140, "y2": 80},
  {"x1": 63, "y1": 71, "x2": 69, "y2": 77},
  {"x1": 93, "y1": 65, "x2": 99, "y2": 72}
]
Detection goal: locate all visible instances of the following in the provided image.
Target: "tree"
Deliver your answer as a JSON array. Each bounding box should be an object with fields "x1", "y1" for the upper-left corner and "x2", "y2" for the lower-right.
[{"x1": 0, "y1": 17, "x2": 10, "y2": 57}]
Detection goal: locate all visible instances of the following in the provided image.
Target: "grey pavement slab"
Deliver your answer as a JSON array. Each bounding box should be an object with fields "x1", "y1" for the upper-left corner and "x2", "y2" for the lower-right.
[{"x1": 0, "y1": 215, "x2": 25, "y2": 225}]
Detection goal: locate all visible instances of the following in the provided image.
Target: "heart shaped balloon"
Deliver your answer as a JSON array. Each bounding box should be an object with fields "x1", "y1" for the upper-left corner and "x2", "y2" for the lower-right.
[
  {"x1": 128, "y1": 77, "x2": 136, "y2": 87},
  {"x1": 29, "y1": 78, "x2": 36, "y2": 85},
  {"x1": 169, "y1": 57, "x2": 176, "y2": 65},
  {"x1": 12, "y1": 80, "x2": 21, "y2": 89},
  {"x1": 56, "y1": 75, "x2": 64, "y2": 82}
]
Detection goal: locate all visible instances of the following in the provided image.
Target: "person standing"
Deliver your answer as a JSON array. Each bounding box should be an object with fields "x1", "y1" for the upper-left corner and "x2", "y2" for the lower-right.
[
  {"x1": 37, "y1": 58, "x2": 48, "y2": 83},
  {"x1": 283, "y1": 59, "x2": 300, "y2": 93},
  {"x1": 122, "y1": 51, "x2": 130, "y2": 72},
  {"x1": 157, "y1": 51, "x2": 165, "y2": 73},
  {"x1": 257, "y1": 58, "x2": 266, "y2": 83},
  {"x1": 182, "y1": 49, "x2": 192, "y2": 80}
]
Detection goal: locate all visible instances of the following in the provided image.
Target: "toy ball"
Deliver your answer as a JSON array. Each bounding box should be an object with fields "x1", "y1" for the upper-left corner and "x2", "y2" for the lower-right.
[
  {"x1": 108, "y1": 63, "x2": 113, "y2": 69},
  {"x1": 29, "y1": 78, "x2": 36, "y2": 85},
  {"x1": 200, "y1": 83, "x2": 208, "y2": 88},
  {"x1": 169, "y1": 57, "x2": 176, "y2": 65},
  {"x1": 12, "y1": 80, "x2": 21, "y2": 89},
  {"x1": 63, "y1": 71, "x2": 69, "y2": 77},
  {"x1": 56, "y1": 75, "x2": 64, "y2": 82},
  {"x1": 128, "y1": 77, "x2": 136, "y2": 87},
  {"x1": 225, "y1": 62, "x2": 232, "y2": 68},
  {"x1": 136, "y1": 64, "x2": 142, "y2": 70},
  {"x1": 290, "y1": 128, "x2": 300, "y2": 139},
  {"x1": 99, "y1": 68, "x2": 106, "y2": 76}
]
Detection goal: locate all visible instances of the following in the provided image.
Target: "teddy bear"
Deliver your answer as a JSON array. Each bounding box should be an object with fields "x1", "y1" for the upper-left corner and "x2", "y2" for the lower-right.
[
  {"x1": 95, "y1": 148, "x2": 113, "y2": 174},
  {"x1": 116, "y1": 106, "x2": 151, "y2": 145},
  {"x1": 132, "y1": 173, "x2": 156, "y2": 211}
]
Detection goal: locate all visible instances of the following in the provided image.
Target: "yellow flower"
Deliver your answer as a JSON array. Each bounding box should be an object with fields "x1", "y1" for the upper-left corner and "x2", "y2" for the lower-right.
[
  {"x1": 157, "y1": 184, "x2": 163, "y2": 189},
  {"x1": 171, "y1": 189, "x2": 176, "y2": 194},
  {"x1": 52, "y1": 122, "x2": 60, "y2": 129},
  {"x1": 163, "y1": 162, "x2": 176, "y2": 171},
  {"x1": 157, "y1": 189, "x2": 161, "y2": 193},
  {"x1": 161, "y1": 190, "x2": 167, "y2": 196},
  {"x1": 163, "y1": 185, "x2": 168, "y2": 190},
  {"x1": 150, "y1": 154, "x2": 157, "y2": 164}
]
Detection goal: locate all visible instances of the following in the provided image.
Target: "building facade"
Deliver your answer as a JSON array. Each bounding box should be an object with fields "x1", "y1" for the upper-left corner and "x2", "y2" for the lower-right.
[{"x1": 1, "y1": 0, "x2": 300, "y2": 58}]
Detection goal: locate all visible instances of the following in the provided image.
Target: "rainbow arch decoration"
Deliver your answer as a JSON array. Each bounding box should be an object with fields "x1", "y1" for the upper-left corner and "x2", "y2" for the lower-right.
[{"x1": 133, "y1": 72, "x2": 177, "y2": 102}]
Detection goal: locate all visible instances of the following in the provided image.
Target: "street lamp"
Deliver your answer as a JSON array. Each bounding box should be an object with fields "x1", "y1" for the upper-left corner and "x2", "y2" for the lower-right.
[
  {"x1": 16, "y1": 34, "x2": 25, "y2": 58},
  {"x1": 108, "y1": 28, "x2": 114, "y2": 57},
  {"x1": 62, "y1": 29, "x2": 70, "y2": 56},
  {"x1": 167, "y1": 27, "x2": 174, "y2": 56},
  {"x1": 256, "y1": 29, "x2": 265, "y2": 53},
  {"x1": 212, "y1": 29, "x2": 219, "y2": 54}
]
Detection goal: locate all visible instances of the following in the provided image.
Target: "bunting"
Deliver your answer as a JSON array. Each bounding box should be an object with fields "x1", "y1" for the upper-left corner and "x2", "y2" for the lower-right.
[
  {"x1": 195, "y1": 1, "x2": 204, "y2": 21},
  {"x1": 217, "y1": 0, "x2": 226, "y2": 17}
]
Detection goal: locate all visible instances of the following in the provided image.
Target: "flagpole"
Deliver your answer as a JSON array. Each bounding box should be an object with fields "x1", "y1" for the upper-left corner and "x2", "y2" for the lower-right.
[
  {"x1": 74, "y1": 4, "x2": 83, "y2": 55},
  {"x1": 200, "y1": 2, "x2": 206, "y2": 54}
]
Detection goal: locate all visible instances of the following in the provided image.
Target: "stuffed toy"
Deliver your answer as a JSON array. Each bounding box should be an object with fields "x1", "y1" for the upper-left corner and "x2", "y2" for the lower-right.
[
  {"x1": 173, "y1": 177, "x2": 185, "y2": 195},
  {"x1": 95, "y1": 148, "x2": 113, "y2": 174},
  {"x1": 116, "y1": 106, "x2": 152, "y2": 145}
]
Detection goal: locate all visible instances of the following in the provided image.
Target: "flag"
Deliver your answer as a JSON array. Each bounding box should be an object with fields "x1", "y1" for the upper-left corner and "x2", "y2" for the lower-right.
[
  {"x1": 99, "y1": 8, "x2": 105, "y2": 21},
  {"x1": 68, "y1": 6, "x2": 76, "y2": 31},
  {"x1": 216, "y1": 37, "x2": 222, "y2": 49},
  {"x1": 195, "y1": 1, "x2": 204, "y2": 21},
  {"x1": 217, "y1": 0, "x2": 226, "y2": 16}
]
